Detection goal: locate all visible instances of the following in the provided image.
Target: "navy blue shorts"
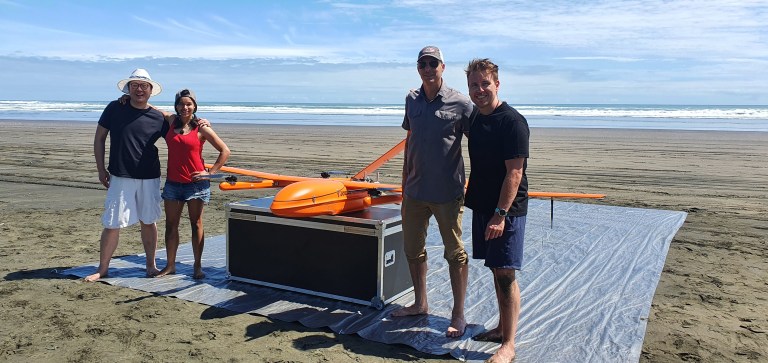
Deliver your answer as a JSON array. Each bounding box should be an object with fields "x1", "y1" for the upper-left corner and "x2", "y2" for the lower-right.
[
  {"x1": 161, "y1": 179, "x2": 211, "y2": 203},
  {"x1": 471, "y1": 211, "x2": 525, "y2": 270}
]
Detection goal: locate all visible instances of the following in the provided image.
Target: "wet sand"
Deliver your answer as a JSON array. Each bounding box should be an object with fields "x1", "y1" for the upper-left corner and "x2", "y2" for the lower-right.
[{"x1": 0, "y1": 120, "x2": 766, "y2": 362}]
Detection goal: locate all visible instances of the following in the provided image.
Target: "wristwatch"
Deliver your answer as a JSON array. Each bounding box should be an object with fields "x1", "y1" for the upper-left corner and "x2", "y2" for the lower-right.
[{"x1": 494, "y1": 207, "x2": 507, "y2": 217}]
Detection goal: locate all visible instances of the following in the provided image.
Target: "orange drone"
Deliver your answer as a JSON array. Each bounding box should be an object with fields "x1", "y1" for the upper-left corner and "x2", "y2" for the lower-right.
[{"x1": 207, "y1": 139, "x2": 604, "y2": 219}]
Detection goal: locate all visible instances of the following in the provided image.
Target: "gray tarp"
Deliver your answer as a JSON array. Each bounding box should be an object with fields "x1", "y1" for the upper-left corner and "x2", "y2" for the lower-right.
[{"x1": 63, "y1": 199, "x2": 686, "y2": 362}]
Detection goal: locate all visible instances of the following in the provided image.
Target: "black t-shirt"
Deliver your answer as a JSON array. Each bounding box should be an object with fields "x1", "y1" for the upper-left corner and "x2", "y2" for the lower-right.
[
  {"x1": 465, "y1": 102, "x2": 530, "y2": 216},
  {"x1": 98, "y1": 101, "x2": 165, "y2": 179}
]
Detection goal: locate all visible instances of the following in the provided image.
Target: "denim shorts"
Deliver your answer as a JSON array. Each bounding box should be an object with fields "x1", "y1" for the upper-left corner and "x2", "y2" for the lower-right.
[{"x1": 161, "y1": 179, "x2": 211, "y2": 203}]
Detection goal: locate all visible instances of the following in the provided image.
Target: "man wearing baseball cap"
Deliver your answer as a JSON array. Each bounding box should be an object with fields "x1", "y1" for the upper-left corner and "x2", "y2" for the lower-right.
[
  {"x1": 393, "y1": 46, "x2": 476, "y2": 338},
  {"x1": 85, "y1": 68, "x2": 166, "y2": 282}
]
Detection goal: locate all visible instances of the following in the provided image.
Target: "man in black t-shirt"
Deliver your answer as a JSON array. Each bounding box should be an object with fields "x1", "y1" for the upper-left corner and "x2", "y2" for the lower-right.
[
  {"x1": 85, "y1": 69, "x2": 165, "y2": 282},
  {"x1": 464, "y1": 59, "x2": 530, "y2": 363}
]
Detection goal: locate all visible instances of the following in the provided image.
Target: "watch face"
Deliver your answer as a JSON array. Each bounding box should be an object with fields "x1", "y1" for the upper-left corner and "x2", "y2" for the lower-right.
[{"x1": 495, "y1": 208, "x2": 507, "y2": 217}]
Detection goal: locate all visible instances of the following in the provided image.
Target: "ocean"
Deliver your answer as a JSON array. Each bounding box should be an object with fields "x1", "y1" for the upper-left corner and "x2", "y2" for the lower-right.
[{"x1": 0, "y1": 101, "x2": 766, "y2": 132}]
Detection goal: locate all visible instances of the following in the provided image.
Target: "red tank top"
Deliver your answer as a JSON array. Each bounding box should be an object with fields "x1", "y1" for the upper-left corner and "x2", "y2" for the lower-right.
[{"x1": 165, "y1": 122, "x2": 205, "y2": 183}]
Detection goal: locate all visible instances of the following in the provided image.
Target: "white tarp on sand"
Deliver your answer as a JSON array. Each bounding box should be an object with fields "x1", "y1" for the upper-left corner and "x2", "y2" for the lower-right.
[{"x1": 64, "y1": 199, "x2": 686, "y2": 362}]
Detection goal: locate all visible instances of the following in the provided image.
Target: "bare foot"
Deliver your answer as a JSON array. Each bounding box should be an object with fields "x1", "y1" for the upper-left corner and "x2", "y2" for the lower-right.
[
  {"x1": 154, "y1": 266, "x2": 175, "y2": 277},
  {"x1": 390, "y1": 304, "x2": 428, "y2": 317},
  {"x1": 446, "y1": 315, "x2": 467, "y2": 338},
  {"x1": 193, "y1": 267, "x2": 205, "y2": 280},
  {"x1": 485, "y1": 343, "x2": 515, "y2": 362},
  {"x1": 473, "y1": 327, "x2": 502, "y2": 342},
  {"x1": 84, "y1": 271, "x2": 107, "y2": 282},
  {"x1": 146, "y1": 267, "x2": 161, "y2": 277}
]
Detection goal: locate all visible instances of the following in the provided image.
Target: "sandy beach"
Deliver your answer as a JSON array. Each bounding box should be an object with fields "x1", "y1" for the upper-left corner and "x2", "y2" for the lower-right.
[{"x1": 0, "y1": 120, "x2": 766, "y2": 362}]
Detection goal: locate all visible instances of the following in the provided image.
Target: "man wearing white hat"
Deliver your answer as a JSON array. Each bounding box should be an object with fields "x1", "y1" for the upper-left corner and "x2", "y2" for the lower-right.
[{"x1": 85, "y1": 68, "x2": 166, "y2": 282}]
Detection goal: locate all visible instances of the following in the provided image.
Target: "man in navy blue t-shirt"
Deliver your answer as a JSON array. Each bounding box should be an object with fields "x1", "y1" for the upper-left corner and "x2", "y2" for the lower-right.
[
  {"x1": 465, "y1": 58, "x2": 530, "y2": 363},
  {"x1": 85, "y1": 68, "x2": 165, "y2": 282}
]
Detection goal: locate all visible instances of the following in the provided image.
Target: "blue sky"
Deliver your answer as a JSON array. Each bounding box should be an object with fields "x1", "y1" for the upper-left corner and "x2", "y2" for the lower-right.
[{"x1": 1, "y1": 0, "x2": 766, "y2": 105}]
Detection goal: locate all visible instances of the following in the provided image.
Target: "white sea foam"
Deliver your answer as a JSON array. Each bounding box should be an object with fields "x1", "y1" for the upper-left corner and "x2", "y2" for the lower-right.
[{"x1": 1, "y1": 101, "x2": 766, "y2": 131}]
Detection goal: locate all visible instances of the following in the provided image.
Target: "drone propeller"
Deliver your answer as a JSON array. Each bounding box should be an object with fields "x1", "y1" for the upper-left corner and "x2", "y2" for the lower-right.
[
  {"x1": 205, "y1": 174, "x2": 265, "y2": 184},
  {"x1": 320, "y1": 170, "x2": 348, "y2": 179},
  {"x1": 205, "y1": 174, "x2": 242, "y2": 183},
  {"x1": 347, "y1": 187, "x2": 400, "y2": 197}
]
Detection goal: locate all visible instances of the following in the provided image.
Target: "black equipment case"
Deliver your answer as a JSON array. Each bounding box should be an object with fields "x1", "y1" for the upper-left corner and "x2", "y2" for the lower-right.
[{"x1": 226, "y1": 197, "x2": 413, "y2": 309}]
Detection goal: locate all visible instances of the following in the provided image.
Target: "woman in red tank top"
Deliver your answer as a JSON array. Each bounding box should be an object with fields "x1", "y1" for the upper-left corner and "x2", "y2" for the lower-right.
[{"x1": 157, "y1": 89, "x2": 230, "y2": 279}]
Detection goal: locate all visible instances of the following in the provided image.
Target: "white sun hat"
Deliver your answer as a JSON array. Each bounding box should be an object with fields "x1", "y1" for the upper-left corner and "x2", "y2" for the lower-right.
[{"x1": 117, "y1": 68, "x2": 162, "y2": 96}]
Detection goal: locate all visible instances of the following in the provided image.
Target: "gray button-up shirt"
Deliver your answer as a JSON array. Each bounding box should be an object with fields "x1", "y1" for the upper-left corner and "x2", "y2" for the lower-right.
[{"x1": 402, "y1": 82, "x2": 474, "y2": 203}]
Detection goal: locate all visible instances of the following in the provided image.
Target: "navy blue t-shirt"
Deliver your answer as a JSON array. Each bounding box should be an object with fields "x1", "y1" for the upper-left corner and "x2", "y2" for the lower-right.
[
  {"x1": 465, "y1": 102, "x2": 530, "y2": 216},
  {"x1": 98, "y1": 101, "x2": 165, "y2": 179}
]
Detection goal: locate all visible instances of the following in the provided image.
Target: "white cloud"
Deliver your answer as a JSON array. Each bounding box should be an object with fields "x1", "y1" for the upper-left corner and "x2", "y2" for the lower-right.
[
  {"x1": 0, "y1": 0, "x2": 22, "y2": 7},
  {"x1": 0, "y1": 0, "x2": 765, "y2": 104},
  {"x1": 133, "y1": 16, "x2": 225, "y2": 39},
  {"x1": 559, "y1": 57, "x2": 643, "y2": 63},
  {"x1": 441, "y1": 0, "x2": 768, "y2": 60},
  {"x1": 4, "y1": 1, "x2": 764, "y2": 64}
]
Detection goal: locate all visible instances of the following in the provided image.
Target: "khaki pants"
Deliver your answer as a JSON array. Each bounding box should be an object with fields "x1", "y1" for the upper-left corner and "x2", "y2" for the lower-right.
[{"x1": 401, "y1": 194, "x2": 467, "y2": 266}]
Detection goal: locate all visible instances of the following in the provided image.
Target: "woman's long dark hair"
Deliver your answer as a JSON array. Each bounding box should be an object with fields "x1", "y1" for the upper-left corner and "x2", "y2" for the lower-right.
[{"x1": 172, "y1": 115, "x2": 198, "y2": 131}]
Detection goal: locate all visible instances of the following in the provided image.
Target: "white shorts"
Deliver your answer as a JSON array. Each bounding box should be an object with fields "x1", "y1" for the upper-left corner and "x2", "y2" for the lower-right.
[{"x1": 102, "y1": 176, "x2": 162, "y2": 229}]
